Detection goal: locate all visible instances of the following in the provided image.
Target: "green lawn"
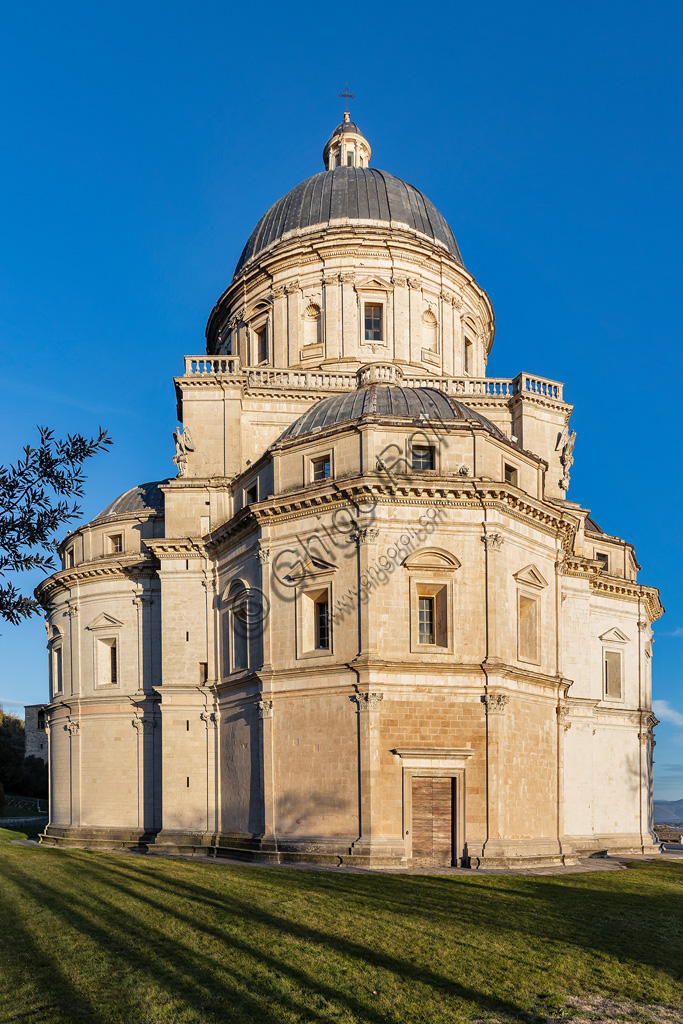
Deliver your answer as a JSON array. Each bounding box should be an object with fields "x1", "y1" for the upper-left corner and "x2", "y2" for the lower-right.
[{"x1": 0, "y1": 827, "x2": 681, "y2": 1024}]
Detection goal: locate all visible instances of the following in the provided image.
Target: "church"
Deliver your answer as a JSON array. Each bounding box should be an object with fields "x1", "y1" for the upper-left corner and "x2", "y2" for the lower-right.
[{"x1": 37, "y1": 110, "x2": 662, "y2": 867}]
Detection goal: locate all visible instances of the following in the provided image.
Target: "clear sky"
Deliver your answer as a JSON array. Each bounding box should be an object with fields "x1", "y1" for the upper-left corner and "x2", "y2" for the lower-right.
[{"x1": 1, "y1": 1, "x2": 682, "y2": 798}]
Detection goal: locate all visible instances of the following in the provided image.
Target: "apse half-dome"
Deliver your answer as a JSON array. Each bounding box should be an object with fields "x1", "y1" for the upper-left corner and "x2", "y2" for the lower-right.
[{"x1": 233, "y1": 167, "x2": 464, "y2": 280}]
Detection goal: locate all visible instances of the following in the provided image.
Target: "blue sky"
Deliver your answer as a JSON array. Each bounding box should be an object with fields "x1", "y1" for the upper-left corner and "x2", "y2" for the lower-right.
[{"x1": 1, "y1": 1, "x2": 682, "y2": 797}]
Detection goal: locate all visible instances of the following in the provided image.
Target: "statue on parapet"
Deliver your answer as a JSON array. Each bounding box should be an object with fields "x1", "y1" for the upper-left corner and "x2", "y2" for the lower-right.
[{"x1": 173, "y1": 425, "x2": 195, "y2": 477}]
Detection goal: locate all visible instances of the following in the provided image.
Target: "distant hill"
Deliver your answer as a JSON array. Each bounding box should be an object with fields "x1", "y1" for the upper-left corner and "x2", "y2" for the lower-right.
[{"x1": 654, "y1": 798, "x2": 683, "y2": 824}]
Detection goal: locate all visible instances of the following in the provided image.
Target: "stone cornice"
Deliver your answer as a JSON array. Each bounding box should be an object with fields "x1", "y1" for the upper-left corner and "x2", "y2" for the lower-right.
[
  {"x1": 35, "y1": 556, "x2": 156, "y2": 603},
  {"x1": 591, "y1": 576, "x2": 664, "y2": 621},
  {"x1": 145, "y1": 538, "x2": 209, "y2": 560},
  {"x1": 206, "y1": 476, "x2": 576, "y2": 554}
]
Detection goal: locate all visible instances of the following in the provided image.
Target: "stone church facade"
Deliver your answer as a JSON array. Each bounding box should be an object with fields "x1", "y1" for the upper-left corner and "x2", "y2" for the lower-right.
[{"x1": 37, "y1": 112, "x2": 662, "y2": 867}]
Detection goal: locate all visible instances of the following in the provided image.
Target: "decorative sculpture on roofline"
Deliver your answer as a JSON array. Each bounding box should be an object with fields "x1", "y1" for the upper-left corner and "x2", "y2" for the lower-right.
[
  {"x1": 557, "y1": 424, "x2": 577, "y2": 491},
  {"x1": 173, "y1": 425, "x2": 195, "y2": 477}
]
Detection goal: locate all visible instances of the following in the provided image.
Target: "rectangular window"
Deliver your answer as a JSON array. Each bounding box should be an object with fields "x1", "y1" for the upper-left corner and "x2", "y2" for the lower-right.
[
  {"x1": 53, "y1": 648, "x2": 63, "y2": 694},
  {"x1": 412, "y1": 445, "x2": 435, "y2": 471},
  {"x1": 364, "y1": 303, "x2": 382, "y2": 341},
  {"x1": 258, "y1": 328, "x2": 268, "y2": 363},
  {"x1": 347, "y1": 152, "x2": 354, "y2": 166},
  {"x1": 314, "y1": 596, "x2": 330, "y2": 650},
  {"x1": 199, "y1": 662, "x2": 208, "y2": 684},
  {"x1": 464, "y1": 338, "x2": 473, "y2": 374},
  {"x1": 66, "y1": 547, "x2": 74, "y2": 569},
  {"x1": 418, "y1": 596, "x2": 435, "y2": 645},
  {"x1": 596, "y1": 551, "x2": 609, "y2": 571},
  {"x1": 110, "y1": 534, "x2": 123, "y2": 554},
  {"x1": 233, "y1": 605, "x2": 248, "y2": 671},
  {"x1": 312, "y1": 455, "x2": 331, "y2": 481},
  {"x1": 110, "y1": 644, "x2": 118, "y2": 684},
  {"x1": 604, "y1": 650, "x2": 622, "y2": 698},
  {"x1": 518, "y1": 594, "x2": 539, "y2": 662},
  {"x1": 504, "y1": 464, "x2": 518, "y2": 486},
  {"x1": 245, "y1": 483, "x2": 258, "y2": 505}
]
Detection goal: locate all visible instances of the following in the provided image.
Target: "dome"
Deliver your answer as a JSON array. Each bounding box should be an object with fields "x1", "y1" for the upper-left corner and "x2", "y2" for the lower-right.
[
  {"x1": 233, "y1": 167, "x2": 464, "y2": 279},
  {"x1": 92, "y1": 481, "x2": 167, "y2": 522},
  {"x1": 276, "y1": 386, "x2": 513, "y2": 444},
  {"x1": 330, "y1": 118, "x2": 362, "y2": 137}
]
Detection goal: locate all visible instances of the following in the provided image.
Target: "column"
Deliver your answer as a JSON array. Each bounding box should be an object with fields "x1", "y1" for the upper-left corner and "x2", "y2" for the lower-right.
[
  {"x1": 285, "y1": 282, "x2": 300, "y2": 364},
  {"x1": 257, "y1": 699, "x2": 276, "y2": 842},
  {"x1": 201, "y1": 711, "x2": 218, "y2": 835},
  {"x1": 408, "y1": 278, "x2": 422, "y2": 365},
  {"x1": 481, "y1": 693, "x2": 508, "y2": 856},
  {"x1": 349, "y1": 691, "x2": 390, "y2": 860},
  {"x1": 391, "y1": 276, "x2": 409, "y2": 363},
  {"x1": 340, "y1": 272, "x2": 356, "y2": 359},
  {"x1": 323, "y1": 274, "x2": 341, "y2": 361},
  {"x1": 272, "y1": 284, "x2": 287, "y2": 367}
]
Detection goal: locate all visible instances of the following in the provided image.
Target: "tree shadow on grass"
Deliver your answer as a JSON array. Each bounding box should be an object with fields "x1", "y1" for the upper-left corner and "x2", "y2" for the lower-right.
[
  {"x1": 0, "y1": 870, "x2": 109, "y2": 1024},
  {"x1": 96, "y1": 855, "x2": 683, "y2": 984},
  {"x1": 98, "y1": 855, "x2": 683, "y2": 998},
  {"x1": 2, "y1": 850, "x2": 549, "y2": 1024}
]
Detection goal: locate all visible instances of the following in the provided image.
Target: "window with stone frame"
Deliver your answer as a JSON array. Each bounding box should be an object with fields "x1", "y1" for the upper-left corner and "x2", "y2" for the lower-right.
[
  {"x1": 297, "y1": 584, "x2": 334, "y2": 657},
  {"x1": 604, "y1": 650, "x2": 623, "y2": 699},
  {"x1": 51, "y1": 640, "x2": 63, "y2": 696},
  {"x1": 518, "y1": 593, "x2": 540, "y2": 663},
  {"x1": 364, "y1": 303, "x2": 383, "y2": 342},
  {"x1": 596, "y1": 551, "x2": 609, "y2": 571},
  {"x1": 415, "y1": 584, "x2": 448, "y2": 648},
  {"x1": 314, "y1": 593, "x2": 330, "y2": 650},
  {"x1": 411, "y1": 444, "x2": 435, "y2": 471},
  {"x1": 312, "y1": 454, "x2": 332, "y2": 482},
  {"x1": 95, "y1": 637, "x2": 118, "y2": 686},
  {"x1": 257, "y1": 326, "x2": 268, "y2": 363},
  {"x1": 227, "y1": 581, "x2": 249, "y2": 672},
  {"x1": 464, "y1": 337, "x2": 474, "y2": 375}
]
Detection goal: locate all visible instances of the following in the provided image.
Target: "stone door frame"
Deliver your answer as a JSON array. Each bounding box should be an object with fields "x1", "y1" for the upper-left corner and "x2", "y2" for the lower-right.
[{"x1": 392, "y1": 748, "x2": 474, "y2": 866}]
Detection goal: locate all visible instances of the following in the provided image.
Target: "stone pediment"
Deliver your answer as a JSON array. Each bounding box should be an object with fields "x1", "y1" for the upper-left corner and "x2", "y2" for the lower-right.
[
  {"x1": 513, "y1": 564, "x2": 549, "y2": 589},
  {"x1": 354, "y1": 276, "x2": 393, "y2": 293},
  {"x1": 599, "y1": 627, "x2": 630, "y2": 643},
  {"x1": 86, "y1": 612, "x2": 124, "y2": 631},
  {"x1": 403, "y1": 548, "x2": 461, "y2": 571},
  {"x1": 287, "y1": 555, "x2": 338, "y2": 583}
]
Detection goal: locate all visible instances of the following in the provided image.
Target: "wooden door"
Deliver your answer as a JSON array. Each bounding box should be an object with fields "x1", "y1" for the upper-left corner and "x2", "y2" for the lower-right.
[{"x1": 411, "y1": 776, "x2": 454, "y2": 867}]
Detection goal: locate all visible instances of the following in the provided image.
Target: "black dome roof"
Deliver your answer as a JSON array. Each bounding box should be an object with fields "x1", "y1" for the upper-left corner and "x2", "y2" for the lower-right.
[
  {"x1": 92, "y1": 481, "x2": 167, "y2": 522},
  {"x1": 276, "y1": 386, "x2": 512, "y2": 444},
  {"x1": 233, "y1": 167, "x2": 463, "y2": 278},
  {"x1": 330, "y1": 118, "x2": 362, "y2": 137}
]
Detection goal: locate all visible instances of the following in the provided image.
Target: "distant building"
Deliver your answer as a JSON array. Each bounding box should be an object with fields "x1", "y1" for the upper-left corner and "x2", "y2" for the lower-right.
[
  {"x1": 24, "y1": 704, "x2": 48, "y2": 763},
  {"x1": 36, "y1": 111, "x2": 663, "y2": 867}
]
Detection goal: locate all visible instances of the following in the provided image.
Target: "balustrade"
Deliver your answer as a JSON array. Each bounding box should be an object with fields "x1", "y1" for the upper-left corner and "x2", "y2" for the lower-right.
[{"x1": 179, "y1": 358, "x2": 564, "y2": 402}]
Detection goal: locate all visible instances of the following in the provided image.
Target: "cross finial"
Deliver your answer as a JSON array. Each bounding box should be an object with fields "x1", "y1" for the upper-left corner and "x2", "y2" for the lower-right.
[{"x1": 339, "y1": 82, "x2": 355, "y2": 113}]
